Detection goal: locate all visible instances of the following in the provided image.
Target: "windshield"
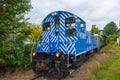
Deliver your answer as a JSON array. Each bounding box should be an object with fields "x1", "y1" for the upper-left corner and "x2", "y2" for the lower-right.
[
  {"x1": 65, "y1": 17, "x2": 76, "y2": 28},
  {"x1": 65, "y1": 29, "x2": 76, "y2": 36}
]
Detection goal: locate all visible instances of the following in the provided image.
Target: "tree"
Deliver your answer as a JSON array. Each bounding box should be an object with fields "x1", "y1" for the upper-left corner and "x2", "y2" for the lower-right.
[
  {"x1": 117, "y1": 28, "x2": 120, "y2": 36},
  {"x1": 28, "y1": 25, "x2": 42, "y2": 41},
  {"x1": 106, "y1": 34, "x2": 117, "y2": 44},
  {"x1": 0, "y1": 0, "x2": 32, "y2": 71},
  {"x1": 0, "y1": 25, "x2": 32, "y2": 71},
  {"x1": 90, "y1": 25, "x2": 99, "y2": 34},
  {"x1": 103, "y1": 21, "x2": 118, "y2": 36},
  {"x1": 103, "y1": 21, "x2": 118, "y2": 44},
  {"x1": 0, "y1": 0, "x2": 31, "y2": 39},
  {"x1": 28, "y1": 24, "x2": 42, "y2": 55}
]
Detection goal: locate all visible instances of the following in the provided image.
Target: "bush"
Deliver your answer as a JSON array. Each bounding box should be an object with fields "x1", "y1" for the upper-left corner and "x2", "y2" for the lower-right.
[
  {"x1": 0, "y1": 26, "x2": 32, "y2": 73},
  {"x1": 100, "y1": 43, "x2": 113, "y2": 53},
  {"x1": 106, "y1": 34, "x2": 117, "y2": 44}
]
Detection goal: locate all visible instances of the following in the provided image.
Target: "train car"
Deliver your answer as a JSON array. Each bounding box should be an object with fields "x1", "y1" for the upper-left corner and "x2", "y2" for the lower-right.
[
  {"x1": 32, "y1": 11, "x2": 99, "y2": 77},
  {"x1": 94, "y1": 34, "x2": 106, "y2": 50}
]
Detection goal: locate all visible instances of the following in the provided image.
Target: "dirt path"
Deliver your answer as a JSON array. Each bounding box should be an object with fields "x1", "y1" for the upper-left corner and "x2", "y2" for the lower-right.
[{"x1": 0, "y1": 53, "x2": 112, "y2": 80}]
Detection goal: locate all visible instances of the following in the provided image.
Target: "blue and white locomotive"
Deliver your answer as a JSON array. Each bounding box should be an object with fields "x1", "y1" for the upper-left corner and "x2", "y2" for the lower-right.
[{"x1": 32, "y1": 11, "x2": 102, "y2": 77}]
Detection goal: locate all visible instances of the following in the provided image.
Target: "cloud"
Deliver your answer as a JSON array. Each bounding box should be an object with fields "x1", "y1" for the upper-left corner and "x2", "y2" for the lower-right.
[{"x1": 26, "y1": 0, "x2": 120, "y2": 30}]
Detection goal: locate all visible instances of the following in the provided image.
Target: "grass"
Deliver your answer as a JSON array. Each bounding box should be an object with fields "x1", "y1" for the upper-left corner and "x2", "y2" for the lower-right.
[
  {"x1": 91, "y1": 45, "x2": 120, "y2": 80},
  {"x1": 100, "y1": 43, "x2": 113, "y2": 54}
]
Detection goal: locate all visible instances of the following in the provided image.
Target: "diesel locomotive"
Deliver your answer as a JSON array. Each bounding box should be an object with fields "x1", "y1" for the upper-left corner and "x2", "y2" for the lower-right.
[{"x1": 32, "y1": 11, "x2": 104, "y2": 77}]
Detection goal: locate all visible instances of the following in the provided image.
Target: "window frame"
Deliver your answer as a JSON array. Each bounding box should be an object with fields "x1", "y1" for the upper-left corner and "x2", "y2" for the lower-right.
[
  {"x1": 65, "y1": 28, "x2": 76, "y2": 36},
  {"x1": 65, "y1": 17, "x2": 76, "y2": 28},
  {"x1": 80, "y1": 22, "x2": 85, "y2": 32},
  {"x1": 42, "y1": 22, "x2": 51, "y2": 31}
]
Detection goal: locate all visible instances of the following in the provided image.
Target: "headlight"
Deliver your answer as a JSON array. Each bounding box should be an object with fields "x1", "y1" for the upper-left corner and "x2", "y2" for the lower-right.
[
  {"x1": 32, "y1": 52, "x2": 36, "y2": 57},
  {"x1": 55, "y1": 52, "x2": 60, "y2": 57}
]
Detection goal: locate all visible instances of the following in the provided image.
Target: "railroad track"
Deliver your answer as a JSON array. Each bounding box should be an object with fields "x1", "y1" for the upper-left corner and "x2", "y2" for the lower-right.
[{"x1": 30, "y1": 69, "x2": 75, "y2": 80}]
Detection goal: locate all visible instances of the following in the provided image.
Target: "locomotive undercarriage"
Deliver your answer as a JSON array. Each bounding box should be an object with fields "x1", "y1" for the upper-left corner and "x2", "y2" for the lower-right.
[
  {"x1": 32, "y1": 52, "x2": 73, "y2": 77},
  {"x1": 32, "y1": 49, "x2": 97, "y2": 78}
]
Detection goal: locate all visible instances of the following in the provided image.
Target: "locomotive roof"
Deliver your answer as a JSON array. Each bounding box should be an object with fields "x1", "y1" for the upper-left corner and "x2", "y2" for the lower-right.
[{"x1": 42, "y1": 11, "x2": 85, "y2": 24}]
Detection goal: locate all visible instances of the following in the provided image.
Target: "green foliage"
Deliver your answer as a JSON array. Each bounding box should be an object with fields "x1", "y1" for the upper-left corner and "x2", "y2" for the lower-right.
[
  {"x1": 0, "y1": 0, "x2": 32, "y2": 38},
  {"x1": 91, "y1": 46, "x2": 120, "y2": 80},
  {"x1": 103, "y1": 21, "x2": 118, "y2": 44},
  {"x1": 28, "y1": 25, "x2": 42, "y2": 41},
  {"x1": 0, "y1": 26, "x2": 32, "y2": 67},
  {"x1": 28, "y1": 25, "x2": 42, "y2": 56},
  {"x1": 0, "y1": 0, "x2": 32, "y2": 72},
  {"x1": 90, "y1": 25, "x2": 99, "y2": 34},
  {"x1": 117, "y1": 28, "x2": 120, "y2": 36},
  {"x1": 103, "y1": 21, "x2": 118, "y2": 36},
  {"x1": 100, "y1": 43, "x2": 113, "y2": 53},
  {"x1": 106, "y1": 34, "x2": 117, "y2": 44}
]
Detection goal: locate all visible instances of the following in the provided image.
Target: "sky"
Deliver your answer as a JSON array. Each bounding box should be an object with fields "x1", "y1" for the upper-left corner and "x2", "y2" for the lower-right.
[{"x1": 26, "y1": 0, "x2": 120, "y2": 30}]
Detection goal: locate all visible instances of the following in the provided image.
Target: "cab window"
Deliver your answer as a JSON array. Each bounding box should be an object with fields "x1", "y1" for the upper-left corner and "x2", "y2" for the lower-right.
[
  {"x1": 42, "y1": 22, "x2": 50, "y2": 31},
  {"x1": 66, "y1": 29, "x2": 76, "y2": 36},
  {"x1": 65, "y1": 17, "x2": 76, "y2": 28},
  {"x1": 81, "y1": 22, "x2": 85, "y2": 32}
]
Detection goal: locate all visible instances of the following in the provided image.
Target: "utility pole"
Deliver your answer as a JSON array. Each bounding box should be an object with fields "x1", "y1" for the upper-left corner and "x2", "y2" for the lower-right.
[
  {"x1": 117, "y1": 20, "x2": 120, "y2": 45},
  {"x1": 118, "y1": 20, "x2": 120, "y2": 35}
]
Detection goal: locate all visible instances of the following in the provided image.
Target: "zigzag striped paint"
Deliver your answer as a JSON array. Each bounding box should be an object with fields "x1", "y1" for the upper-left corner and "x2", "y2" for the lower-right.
[{"x1": 36, "y1": 11, "x2": 98, "y2": 57}]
